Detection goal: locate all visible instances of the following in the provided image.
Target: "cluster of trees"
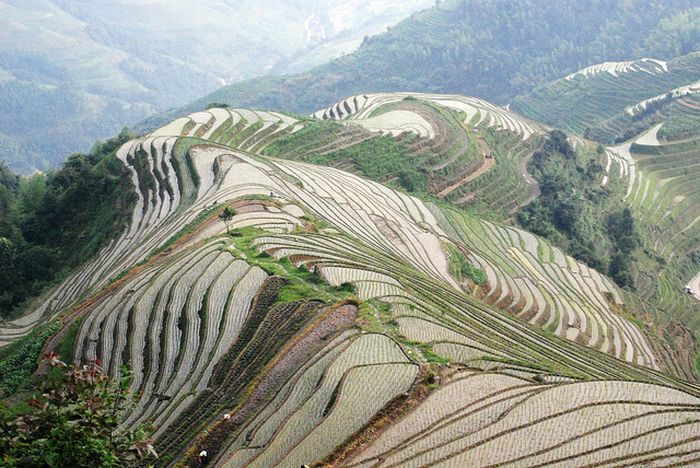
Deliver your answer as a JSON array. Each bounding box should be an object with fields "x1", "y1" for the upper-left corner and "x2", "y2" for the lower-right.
[
  {"x1": 518, "y1": 131, "x2": 640, "y2": 288},
  {"x1": 0, "y1": 130, "x2": 134, "y2": 318},
  {"x1": 607, "y1": 208, "x2": 641, "y2": 288},
  {"x1": 0, "y1": 70, "x2": 150, "y2": 173},
  {"x1": 658, "y1": 114, "x2": 700, "y2": 141},
  {"x1": 644, "y1": 7, "x2": 700, "y2": 57}
]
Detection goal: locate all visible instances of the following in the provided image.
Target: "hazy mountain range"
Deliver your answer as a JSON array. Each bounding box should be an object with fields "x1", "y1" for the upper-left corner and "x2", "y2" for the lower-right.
[{"x1": 0, "y1": 0, "x2": 432, "y2": 172}]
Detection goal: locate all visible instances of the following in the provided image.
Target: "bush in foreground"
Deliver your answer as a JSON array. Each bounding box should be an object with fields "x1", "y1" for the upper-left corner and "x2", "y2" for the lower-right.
[{"x1": 0, "y1": 354, "x2": 155, "y2": 467}]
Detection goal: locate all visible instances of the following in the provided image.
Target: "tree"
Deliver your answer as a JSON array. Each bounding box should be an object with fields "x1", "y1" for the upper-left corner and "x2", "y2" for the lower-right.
[
  {"x1": 397, "y1": 169, "x2": 424, "y2": 192},
  {"x1": 205, "y1": 102, "x2": 230, "y2": 109},
  {"x1": 219, "y1": 206, "x2": 237, "y2": 234},
  {"x1": 0, "y1": 237, "x2": 17, "y2": 312},
  {"x1": 0, "y1": 354, "x2": 155, "y2": 467},
  {"x1": 547, "y1": 129, "x2": 575, "y2": 159}
]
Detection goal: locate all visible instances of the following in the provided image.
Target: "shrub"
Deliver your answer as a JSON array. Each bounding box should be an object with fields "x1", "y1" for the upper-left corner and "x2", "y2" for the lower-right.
[{"x1": 0, "y1": 355, "x2": 155, "y2": 467}]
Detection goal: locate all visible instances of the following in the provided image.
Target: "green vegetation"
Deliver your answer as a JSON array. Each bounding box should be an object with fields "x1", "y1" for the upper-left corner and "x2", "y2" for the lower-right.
[
  {"x1": 262, "y1": 100, "x2": 487, "y2": 198},
  {"x1": 441, "y1": 127, "x2": 537, "y2": 218},
  {"x1": 518, "y1": 131, "x2": 639, "y2": 288},
  {"x1": 156, "y1": 0, "x2": 700, "y2": 126},
  {"x1": 446, "y1": 244, "x2": 487, "y2": 285},
  {"x1": 607, "y1": 208, "x2": 642, "y2": 288},
  {"x1": 511, "y1": 46, "x2": 700, "y2": 363},
  {"x1": 0, "y1": 73, "x2": 152, "y2": 173},
  {"x1": 0, "y1": 130, "x2": 134, "y2": 318},
  {"x1": 658, "y1": 114, "x2": 700, "y2": 141},
  {"x1": 418, "y1": 344, "x2": 452, "y2": 365},
  {"x1": 219, "y1": 206, "x2": 237, "y2": 234},
  {"x1": 621, "y1": 135, "x2": 700, "y2": 335},
  {"x1": 592, "y1": 91, "x2": 700, "y2": 144},
  {"x1": 512, "y1": 51, "x2": 700, "y2": 142},
  {"x1": 263, "y1": 119, "x2": 427, "y2": 193},
  {"x1": 227, "y1": 226, "x2": 355, "y2": 305},
  {"x1": 56, "y1": 317, "x2": 83, "y2": 363},
  {"x1": 0, "y1": 357, "x2": 154, "y2": 467},
  {"x1": 144, "y1": 204, "x2": 220, "y2": 263},
  {"x1": 310, "y1": 135, "x2": 426, "y2": 192},
  {"x1": 266, "y1": 94, "x2": 537, "y2": 220},
  {"x1": 642, "y1": 92, "x2": 700, "y2": 143},
  {"x1": 0, "y1": 322, "x2": 60, "y2": 397},
  {"x1": 644, "y1": 8, "x2": 700, "y2": 57},
  {"x1": 205, "y1": 102, "x2": 230, "y2": 109}
]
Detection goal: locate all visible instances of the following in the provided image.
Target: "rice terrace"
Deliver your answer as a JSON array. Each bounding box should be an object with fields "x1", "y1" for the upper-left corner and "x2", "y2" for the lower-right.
[{"x1": 2, "y1": 1, "x2": 700, "y2": 467}]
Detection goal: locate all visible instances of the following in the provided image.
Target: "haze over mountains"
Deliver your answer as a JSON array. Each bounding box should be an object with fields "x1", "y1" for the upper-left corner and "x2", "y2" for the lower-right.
[
  {"x1": 153, "y1": 0, "x2": 700, "y2": 126},
  {"x1": 0, "y1": 0, "x2": 431, "y2": 172}
]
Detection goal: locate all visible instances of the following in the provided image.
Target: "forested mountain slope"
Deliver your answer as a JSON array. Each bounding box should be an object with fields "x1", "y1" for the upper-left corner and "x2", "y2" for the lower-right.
[
  {"x1": 145, "y1": 0, "x2": 700, "y2": 131},
  {"x1": 3, "y1": 95, "x2": 700, "y2": 465},
  {"x1": 0, "y1": 0, "x2": 430, "y2": 172}
]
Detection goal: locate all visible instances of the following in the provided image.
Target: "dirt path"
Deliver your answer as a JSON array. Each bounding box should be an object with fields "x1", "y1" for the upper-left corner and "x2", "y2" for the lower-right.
[{"x1": 437, "y1": 157, "x2": 495, "y2": 197}]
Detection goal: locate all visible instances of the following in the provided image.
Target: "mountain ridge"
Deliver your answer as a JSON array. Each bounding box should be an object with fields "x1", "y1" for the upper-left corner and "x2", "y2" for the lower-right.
[
  {"x1": 139, "y1": 0, "x2": 700, "y2": 133},
  {"x1": 0, "y1": 0, "x2": 432, "y2": 172}
]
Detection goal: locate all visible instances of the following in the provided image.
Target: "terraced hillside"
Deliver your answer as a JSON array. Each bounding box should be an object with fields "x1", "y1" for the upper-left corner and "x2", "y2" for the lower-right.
[
  {"x1": 434, "y1": 208, "x2": 659, "y2": 368},
  {"x1": 589, "y1": 80, "x2": 700, "y2": 143},
  {"x1": 266, "y1": 93, "x2": 547, "y2": 218},
  {"x1": 3, "y1": 94, "x2": 700, "y2": 465},
  {"x1": 512, "y1": 52, "x2": 700, "y2": 139},
  {"x1": 621, "y1": 129, "x2": 700, "y2": 336},
  {"x1": 513, "y1": 53, "x2": 700, "y2": 372},
  {"x1": 347, "y1": 374, "x2": 700, "y2": 467}
]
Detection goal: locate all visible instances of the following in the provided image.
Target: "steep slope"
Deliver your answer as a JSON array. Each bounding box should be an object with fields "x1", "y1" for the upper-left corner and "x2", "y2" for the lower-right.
[
  {"x1": 0, "y1": 94, "x2": 682, "y2": 367},
  {"x1": 4, "y1": 95, "x2": 700, "y2": 464},
  {"x1": 263, "y1": 92, "x2": 546, "y2": 217},
  {"x1": 0, "y1": 0, "x2": 430, "y2": 172},
  {"x1": 144, "y1": 0, "x2": 700, "y2": 131},
  {"x1": 590, "y1": 79, "x2": 700, "y2": 143},
  {"x1": 618, "y1": 129, "x2": 700, "y2": 334}
]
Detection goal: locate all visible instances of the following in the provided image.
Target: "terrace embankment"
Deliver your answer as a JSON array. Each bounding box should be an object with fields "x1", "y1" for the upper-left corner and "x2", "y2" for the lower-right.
[{"x1": 181, "y1": 302, "x2": 358, "y2": 466}]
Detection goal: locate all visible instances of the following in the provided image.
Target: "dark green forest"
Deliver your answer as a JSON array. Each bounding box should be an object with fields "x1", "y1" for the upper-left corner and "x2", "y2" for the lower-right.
[
  {"x1": 518, "y1": 131, "x2": 641, "y2": 288},
  {"x1": 146, "y1": 0, "x2": 700, "y2": 130},
  {"x1": 0, "y1": 131, "x2": 133, "y2": 318}
]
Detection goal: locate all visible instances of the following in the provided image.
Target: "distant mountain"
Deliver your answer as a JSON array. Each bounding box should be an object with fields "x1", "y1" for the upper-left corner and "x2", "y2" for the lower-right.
[
  {"x1": 0, "y1": 0, "x2": 431, "y2": 172},
  {"x1": 511, "y1": 52, "x2": 700, "y2": 139},
  {"x1": 146, "y1": 0, "x2": 700, "y2": 130}
]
